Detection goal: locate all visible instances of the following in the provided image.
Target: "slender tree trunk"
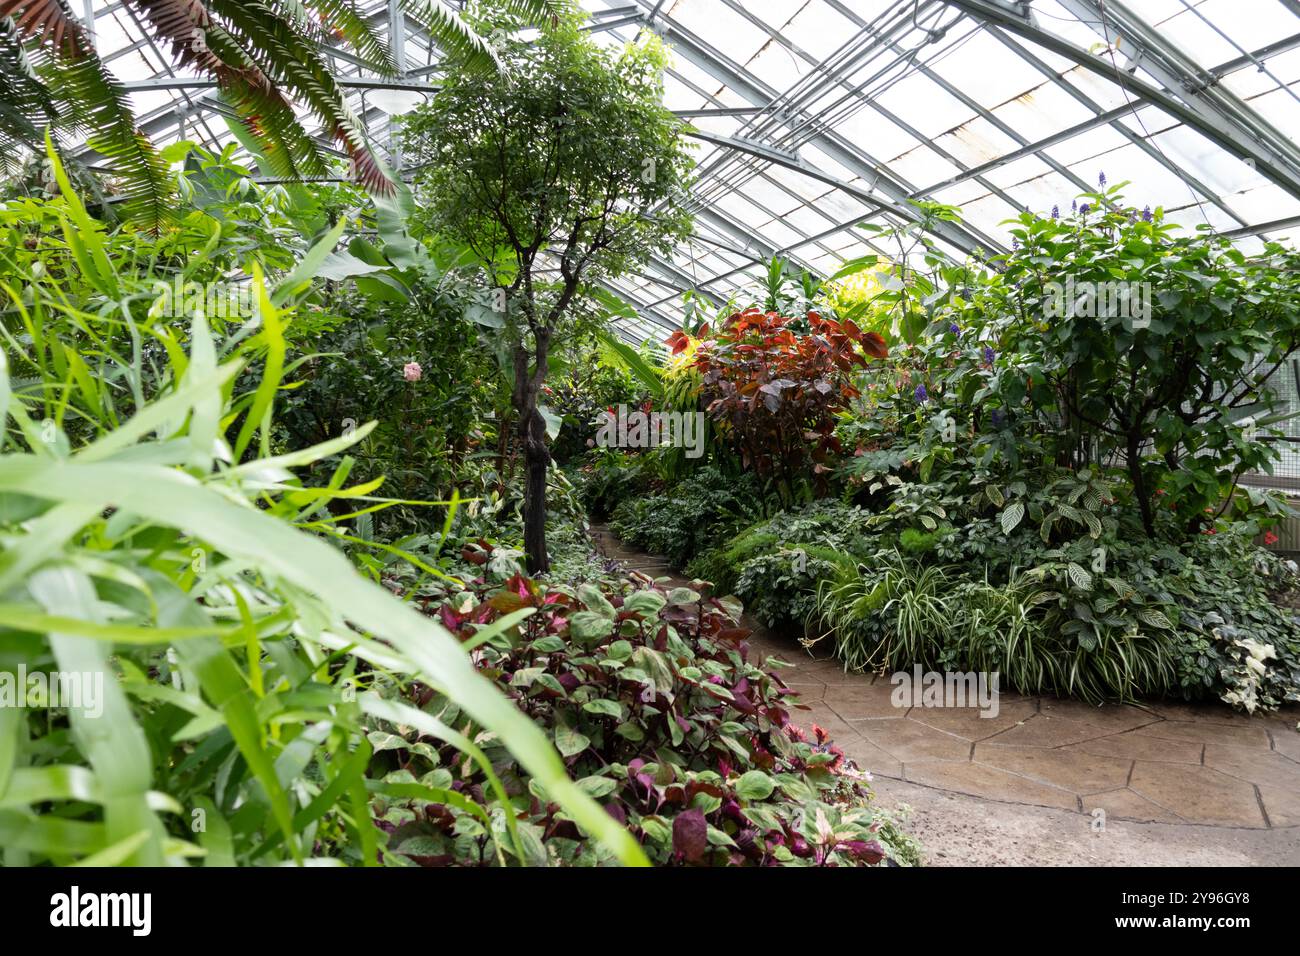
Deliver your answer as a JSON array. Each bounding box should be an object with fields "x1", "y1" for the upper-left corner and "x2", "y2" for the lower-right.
[
  {"x1": 1127, "y1": 429, "x2": 1155, "y2": 537},
  {"x1": 513, "y1": 332, "x2": 551, "y2": 574},
  {"x1": 495, "y1": 406, "x2": 512, "y2": 495},
  {"x1": 522, "y1": 411, "x2": 549, "y2": 573}
]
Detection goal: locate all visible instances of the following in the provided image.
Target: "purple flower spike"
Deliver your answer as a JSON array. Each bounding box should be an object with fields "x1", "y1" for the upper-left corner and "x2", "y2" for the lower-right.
[
  {"x1": 914, "y1": 384, "x2": 928, "y2": 403},
  {"x1": 1051, "y1": 204, "x2": 1060, "y2": 220},
  {"x1": 1098, "y1": 170, "x2": 1107, "y2": 187},
  {"x1": 983, "y1": 345, "x2": 996, "y2": 366},
  {"x1": 1079, "y1": 203, "x2": 1091, "y2": 216},
  {"x1": 1071, "y1": 199, "x2": 1078, "y2": 214},
  {"x1": 1141, "y1": 205, "x2": 1153, "y2": 222},
  {"x1": 949, "y1": 323, "x2": 960, "y2": 335}
]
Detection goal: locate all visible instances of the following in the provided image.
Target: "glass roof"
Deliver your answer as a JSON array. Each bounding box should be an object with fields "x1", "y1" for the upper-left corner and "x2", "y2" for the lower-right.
[{"x1": 69, "y1": 0, "x2": 1300, "y2": 344}]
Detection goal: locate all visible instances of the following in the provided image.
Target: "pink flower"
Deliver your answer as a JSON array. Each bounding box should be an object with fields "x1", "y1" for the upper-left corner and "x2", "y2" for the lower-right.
[{"x1": 403, "y1": 361, "x2": 423, "y2": 382}]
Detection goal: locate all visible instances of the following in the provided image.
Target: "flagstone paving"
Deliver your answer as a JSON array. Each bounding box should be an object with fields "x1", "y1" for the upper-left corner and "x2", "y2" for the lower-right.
[{"x1": 590, "y1": 523, "x2": 1300, "y2": 857}]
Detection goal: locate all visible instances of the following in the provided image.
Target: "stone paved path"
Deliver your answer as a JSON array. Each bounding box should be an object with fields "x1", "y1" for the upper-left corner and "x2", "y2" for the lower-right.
[{"x1": 590, "y1": 523, "x2": 1300, "y2": 864}]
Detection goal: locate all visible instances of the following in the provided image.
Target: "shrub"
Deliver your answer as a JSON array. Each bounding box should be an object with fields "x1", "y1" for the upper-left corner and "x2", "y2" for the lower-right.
[
  {"x1": 687, "y1": 500, "x2": 872, "y2": 597},
  {"x1": 277, "y1": 279, "x2": 497, "y2": 536},
  {"x1": 372, "y1": 572, "x2": 917, "y2": 866},
  {"x1": 808, "y1": 513, "x2": 1300, "y2": 711},
  {"x1": 689, "y1": 308, "x2": 886, "y2": 504},
  {"x1": 1001, "y1": 196, "x2": 1300, "y2": 537},
  {"x1": 609, "y1": 467, "x2": 763, "y2": 567},
  {"x1": 543, "y1": 355, "x2": 638, "y2": 464},
  {"x1": 687, "y1": 531, "x2": 781, "y2": 595},
  {"x1": 576, "y1": 448, "x2": 662, "y2": 520},
  {"x1": 735, "y1": 547, "x2": 858, "y2": 630}
]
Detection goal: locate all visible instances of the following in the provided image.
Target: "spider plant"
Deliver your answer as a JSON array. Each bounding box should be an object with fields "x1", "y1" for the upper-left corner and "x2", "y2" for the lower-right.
[{"x1": 812, "y1": 551, "x2": 950, "y2": 672}]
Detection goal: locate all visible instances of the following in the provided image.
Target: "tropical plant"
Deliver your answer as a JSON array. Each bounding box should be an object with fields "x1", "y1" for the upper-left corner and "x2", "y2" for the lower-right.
[
  {"x1": 688, "y1": 307, "x2": 886, "y2": 504},
  {"x1": 275, "y1": 252, "x2": 500, "y2": 537},
  {"x1": 609, "y1": 467, "x2": 765, "y2": 569},
  {"x1": 970, "y1": 187, "x2": 1300, "y2": 537},
  {"x1": 0, "y1": 0, "x2": 566, "y2": 226},
  {"x1": 403, "y1": 9, "x2": 693, "y2": 572},
  {"x1": 404, "y1": 570, "x2": 918, "y2": 866}
]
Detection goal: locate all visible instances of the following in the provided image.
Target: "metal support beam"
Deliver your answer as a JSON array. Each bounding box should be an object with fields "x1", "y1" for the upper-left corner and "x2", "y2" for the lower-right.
[
  {"x1": 974, "y1": 22, "x2": 1245, "y2": 227},
  {"x1": 943, "y1": 0, "x2": 1300, "y2": 202},
  {"x1": 81, "y1": 0, "x2": 96, "y2": 47},
  {"x1": 640, "y1": 3, "x2": 1007, "y2": 256},
  {"x1": 1057, "y1": 0, "x2": 1300, "y2": 179},
  {"x1": 120, "y1": 77, "x2": 435, "y2": 93}
]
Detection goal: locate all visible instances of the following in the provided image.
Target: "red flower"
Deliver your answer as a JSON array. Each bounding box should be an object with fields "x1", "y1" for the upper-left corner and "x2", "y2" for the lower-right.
[{"x1": 1265, "y1": 530, "x2": 1280, "y2": 545}]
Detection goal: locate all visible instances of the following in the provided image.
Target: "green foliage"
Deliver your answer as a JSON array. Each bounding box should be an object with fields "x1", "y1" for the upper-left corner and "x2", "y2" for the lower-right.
[
  {"x1": 0, "y1": 1, "x2": 567, "y2": 226},
  {"x1": 735, "y1": 547, "x2": 855, "y2": 631},
  {"x1": 0, "y1": 144, "x2": 644, "y2": 866},
  {"x1": 807, "y1": 474, "x2": 1300, "y2": 710},
  {"x1": 400, "y1": 571, "x2": 914, "y2": 866},
  {"x1": 576, "y1": 447, "x2": 663, "y2": 520},
  {"x1": 402, "y1": 9, "x2": 694, "y2": 572},
  {"x1": 989, "y1": 193, "x2": 1300, "y2": 537},
  {"x1": 404, "y1": 12, "x2": 693, "y2": 290},
  {"x1": 277, "y1": 275, "x2": 498, "y2": 537},
  {"x1": 687, "y1": 500, "x2": 871, "y2": 596},
  {"x1": 609, "y1": 467, "x2": 764, "y2": 568},
  {"x1": 543, "y1": 347, "x2": 639, "y2": 463}
]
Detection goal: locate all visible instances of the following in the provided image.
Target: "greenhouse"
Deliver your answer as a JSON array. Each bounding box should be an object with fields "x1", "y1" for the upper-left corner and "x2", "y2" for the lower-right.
[{"x1": 0, "y1": 0, "x2": 1298, "y2": 898}]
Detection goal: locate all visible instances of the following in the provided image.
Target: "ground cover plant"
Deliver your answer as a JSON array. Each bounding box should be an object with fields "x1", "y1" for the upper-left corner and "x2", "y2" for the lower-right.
[{"x1": 378, "y1": 568, "x2": 918, "y2": 866}]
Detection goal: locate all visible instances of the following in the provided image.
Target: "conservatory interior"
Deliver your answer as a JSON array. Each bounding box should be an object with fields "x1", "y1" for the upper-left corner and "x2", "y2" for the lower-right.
[{"x1": 0, "y1": 0, "x2": 1298, "y2": 873}]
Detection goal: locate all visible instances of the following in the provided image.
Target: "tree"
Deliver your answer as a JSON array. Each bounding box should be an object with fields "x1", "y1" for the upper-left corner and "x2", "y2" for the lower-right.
[
  {"x1": 0, "y1": 0, "x2": 566, "y2": 226},
  {"x1": 995, "y1": 188, "x2": 1300, "y2": 537},
  {"x1": 404, "y1": 6, "x2": 693, "y2": 573}
]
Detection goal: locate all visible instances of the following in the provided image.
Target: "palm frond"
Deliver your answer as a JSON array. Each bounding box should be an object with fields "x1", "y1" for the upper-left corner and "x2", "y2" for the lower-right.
[
  {"x1": 401, "y1": 0, "x2": 502, "y2": 74},
  {"x1": 493, "y1": 0, "x2": 571, "y2": 24},
  {"x1": 2, "y1": 0, "x2": 172, "y2": 229},
  {"x1": 0, "y1": 0, "x2": 81, "y2": 53},
  {"x1": 209, "y1": 0, "x2": 391, "y2": 192},
  {"x1": 296, "y1": 0, "x2": 396, "y2": 73}
]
